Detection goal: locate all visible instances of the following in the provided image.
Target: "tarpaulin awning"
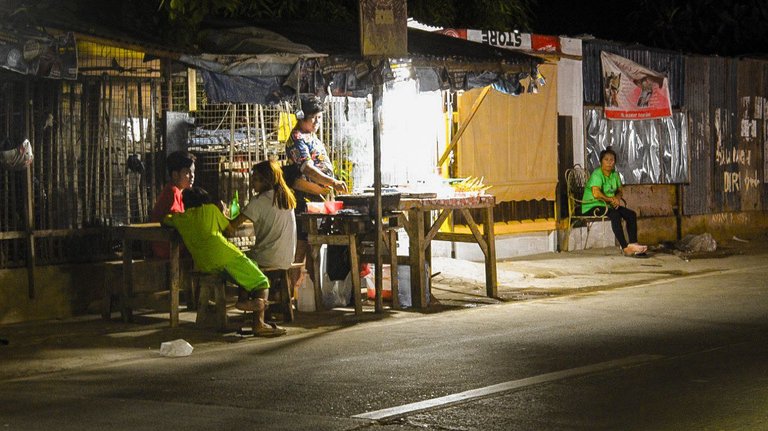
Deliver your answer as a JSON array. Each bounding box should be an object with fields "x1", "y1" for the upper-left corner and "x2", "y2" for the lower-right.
[{"x1": 178, "y1": 20, "x2": 544, "y2": 104}]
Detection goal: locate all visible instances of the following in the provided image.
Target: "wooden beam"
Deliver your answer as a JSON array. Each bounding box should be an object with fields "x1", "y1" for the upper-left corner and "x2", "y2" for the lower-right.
[{"x1": 436, "y1": 85, "x2": 491, "y2": 167}]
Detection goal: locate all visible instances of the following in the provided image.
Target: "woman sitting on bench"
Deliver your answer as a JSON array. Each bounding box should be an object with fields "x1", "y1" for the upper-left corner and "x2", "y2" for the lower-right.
[
  {"x1": 228, "y1": 160, "x2": 302, "y2": 271},
  {"x1": 581, "y1": 146, "x2": 648, "y2": 257}
]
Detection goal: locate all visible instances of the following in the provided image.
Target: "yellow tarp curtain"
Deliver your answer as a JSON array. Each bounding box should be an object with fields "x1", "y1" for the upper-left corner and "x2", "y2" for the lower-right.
[{"x1": 457, "y1": 63, "x2": 558, "y2": 202}]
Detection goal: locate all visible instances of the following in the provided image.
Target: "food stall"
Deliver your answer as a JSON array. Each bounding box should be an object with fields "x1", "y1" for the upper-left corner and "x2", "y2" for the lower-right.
[{"x1": 175, "y1": 21, "x2": 543, "y2": 312}]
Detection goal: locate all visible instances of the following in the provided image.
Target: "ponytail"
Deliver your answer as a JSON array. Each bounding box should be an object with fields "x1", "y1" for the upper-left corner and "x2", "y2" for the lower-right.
[{"x1": 252, "y1": 160, "x2": 296, "y2": 210}]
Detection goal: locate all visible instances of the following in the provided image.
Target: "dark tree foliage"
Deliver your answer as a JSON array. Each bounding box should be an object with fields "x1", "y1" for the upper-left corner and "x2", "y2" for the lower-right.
[
  {"x1": 532, "y1": 0, "x2": 768, "y2": 56},
  {"x1": 155, "y1": 0, "x2": 536, "y2": 45},
  {"x1": 624, "y1": 0, "x2": 768, "y2": 56}
]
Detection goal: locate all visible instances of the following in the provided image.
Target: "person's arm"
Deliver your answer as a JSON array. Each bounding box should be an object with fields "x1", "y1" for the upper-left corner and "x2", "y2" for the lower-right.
[
  {"x1": 225, "y1": 213, "x2": 250, "y2": 237},
  {"x1": 300, "y1": 163, "x2": 347, "y2": 193},
  {"x1": 292, "y1": 176, "x2": 331, "y2": 196},
  {"x1": 591, "y1": 186, "x2": 621, "y2": 208},
  {"x1": 614, "y1": 185, "x2": 625, "y2": 206}
]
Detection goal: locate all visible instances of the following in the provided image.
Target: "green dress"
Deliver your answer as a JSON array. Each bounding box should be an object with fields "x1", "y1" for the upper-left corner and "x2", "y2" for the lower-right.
[{"x1": 581, "y1": 169, "x2": 621, "y2": 214}]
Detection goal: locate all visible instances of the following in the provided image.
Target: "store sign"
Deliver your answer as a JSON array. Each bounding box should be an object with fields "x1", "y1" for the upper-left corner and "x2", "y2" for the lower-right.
[
  {"x1": 600, "y1": 51, "x2": 672, "y2": 120},
  {"x1": 359, "y1": 0, "x2": 407, "y2": 56},
  {"x1": 440, "y1": 28, "x2": 565, "y2": 54},
  {"x1": 466, "y1": 29, "x2": 529, "y2": 50}
]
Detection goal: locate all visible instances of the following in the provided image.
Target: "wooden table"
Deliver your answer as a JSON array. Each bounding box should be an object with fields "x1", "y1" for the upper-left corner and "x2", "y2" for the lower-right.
[
  {"x1": 114, "y1": 223, "x2": 182, "y2": 327},
  {"x1": 399, "y1": 195, "x2": 497, "y2": 308},
  {"x1": 303, "y1": 213, "x2": 399, "y2": 315}
]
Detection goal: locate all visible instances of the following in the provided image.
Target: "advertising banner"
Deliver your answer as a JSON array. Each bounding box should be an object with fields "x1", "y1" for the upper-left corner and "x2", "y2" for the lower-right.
[{"x1": 600, "y1": 51, "x2": 671, "y2": 120}]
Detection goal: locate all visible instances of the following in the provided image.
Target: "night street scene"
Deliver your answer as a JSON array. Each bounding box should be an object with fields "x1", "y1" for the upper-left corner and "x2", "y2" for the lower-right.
[{"x1": 1, "y1": 1, "x2": 767, "y2": 430}]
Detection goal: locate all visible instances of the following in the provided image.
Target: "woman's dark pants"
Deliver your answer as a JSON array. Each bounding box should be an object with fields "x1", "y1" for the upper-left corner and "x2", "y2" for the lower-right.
[{"x1": 588, "y1": 206, "x2": 637, "y2": 249}]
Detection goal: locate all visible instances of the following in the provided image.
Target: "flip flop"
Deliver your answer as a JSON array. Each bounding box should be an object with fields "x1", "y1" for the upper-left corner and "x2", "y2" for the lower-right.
[{"x1": 254, "y1": 322, "x2": 286, "y2": 337}]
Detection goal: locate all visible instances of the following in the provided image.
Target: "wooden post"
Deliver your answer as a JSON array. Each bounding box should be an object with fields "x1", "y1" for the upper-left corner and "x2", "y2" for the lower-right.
[
  {"x1": 483, "y1": 201, "x2": 498, "y2": 298},
  {"x1": 372, "y1": 66, "x2": 384, "y2": 313},
  {"x1": 24, "y1": 81, "x2": 35, "y2": 299},
  {"x1": 408, "y1": 207, "x2": 427, "y2": 308},
  {"x1": 169, "y1": 233, "x2": 180, "y2": 327},
  {"x1": 121, "y1": 238, "x2": 133, "y2": 322}
]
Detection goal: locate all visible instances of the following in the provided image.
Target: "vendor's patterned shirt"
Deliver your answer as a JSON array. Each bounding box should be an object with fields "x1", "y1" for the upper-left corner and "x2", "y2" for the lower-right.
[{"x1": 285, "y1": 128, "x2": 334, "y2": 177}]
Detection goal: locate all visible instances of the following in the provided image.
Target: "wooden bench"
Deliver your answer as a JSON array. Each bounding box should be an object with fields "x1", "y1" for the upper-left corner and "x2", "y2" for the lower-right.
[
  {"x1": 261, "y1": 262, "x2": 304, "y2": 323},
  {"x1": 192, "y1": 271, "x2": 229, "y2": 331},
  {"x1": 564, "y1": 165, "x2": 610, "y2": 251}
]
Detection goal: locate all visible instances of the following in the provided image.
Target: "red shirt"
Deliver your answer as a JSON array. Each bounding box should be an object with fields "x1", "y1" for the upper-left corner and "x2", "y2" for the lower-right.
[{"x1": 150, "y1": 183, "x2": 185, "y2": 259}]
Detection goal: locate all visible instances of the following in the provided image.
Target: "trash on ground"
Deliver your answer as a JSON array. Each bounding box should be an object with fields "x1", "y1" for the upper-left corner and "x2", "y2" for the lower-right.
[
  {"x1": 732, "y1": 236, "x2": 749, "y2": 243},
  {"x1": 676, "y1": 233, "x2": 717, "y2": 253},
  {"x1": 159, "y1": 339, "x2": 193, "y2": 357}
]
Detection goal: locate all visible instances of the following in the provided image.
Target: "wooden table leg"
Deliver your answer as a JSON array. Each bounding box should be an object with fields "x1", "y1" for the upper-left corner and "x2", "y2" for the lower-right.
[
  {"x1": 348, "y1": 234, "x2": 362, "y2": 315},
  {"x1": 484, "y1": 205, "x2": 498, "y2": 299},
  {"x1": 311, "y1": 243, "x2": 323, "y2": 311},
  {"x1": 408, "y1": 208, "x2": 428, "y2": 308},
  {"x1": 388, "y1": 228, "x2": 399, "y2": 310},
  {"x1": 169, "y1": 236, "x2": 180, "y2": 327},
  {"x1": 121, "y1": 238, "x2": 134, "y2": 323}
]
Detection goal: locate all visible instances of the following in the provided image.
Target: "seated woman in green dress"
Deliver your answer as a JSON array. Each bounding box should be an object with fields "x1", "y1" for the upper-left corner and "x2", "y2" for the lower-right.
[{"x1": 581, "y1": 146, "x2": 648, "y2": 256}]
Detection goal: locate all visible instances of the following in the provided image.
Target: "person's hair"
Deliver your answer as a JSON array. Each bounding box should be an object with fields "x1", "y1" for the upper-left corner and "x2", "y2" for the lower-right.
[
  {"x1": 599, "y1": 146, "x2": 617, "y2": 162},
  {"x1": 252, "y1": 160, "x2": 297, "y2": 210},
  {"x1": 182, "y1": 186, "x2": 213, "y2": 209},
  {"x1": 166, "y1": 150, "x2": 196, "y2": 176},
  {"x1": 299, "y1": 95, "x2": 324, "y2": 117}
]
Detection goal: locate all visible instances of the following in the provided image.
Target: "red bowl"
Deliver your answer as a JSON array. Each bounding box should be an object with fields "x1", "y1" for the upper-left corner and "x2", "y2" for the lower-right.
[{"x1": 324, "y1": 201, "x2": 344, "y2": 215}]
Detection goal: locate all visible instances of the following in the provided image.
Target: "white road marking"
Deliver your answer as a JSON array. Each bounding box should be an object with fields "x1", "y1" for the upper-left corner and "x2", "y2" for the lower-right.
[{"x1": 352, "y1": 354, "x2": 664, "y2": 421}]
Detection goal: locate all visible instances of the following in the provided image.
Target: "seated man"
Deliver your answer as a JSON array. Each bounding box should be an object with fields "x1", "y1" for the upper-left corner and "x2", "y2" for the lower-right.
[{"x1": 163, "y1": 186, "x2": 285, "y2": 337}]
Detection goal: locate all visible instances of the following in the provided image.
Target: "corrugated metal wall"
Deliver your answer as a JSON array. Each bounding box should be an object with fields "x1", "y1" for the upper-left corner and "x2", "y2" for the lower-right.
[
  {"x1": 582, "y1": 40, "x2": 685, "y2": 108},
  {"x1": 584, "y1": 39, "x2": 767, "y2": 217},
  {"x1": 683, "y1": 57, "x2": 766, "y2": 215}
]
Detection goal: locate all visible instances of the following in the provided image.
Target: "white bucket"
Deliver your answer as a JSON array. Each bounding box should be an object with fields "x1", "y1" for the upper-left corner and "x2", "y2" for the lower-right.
[{"x1": 297, "y1": 270, "x2": 316, "y2": 312}]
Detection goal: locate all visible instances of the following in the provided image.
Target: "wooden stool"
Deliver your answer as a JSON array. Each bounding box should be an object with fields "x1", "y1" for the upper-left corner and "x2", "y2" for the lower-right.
[
  {"x1": 192, "y1": 272, "x2": 228, "y2": 331},
  {"x1": 262, "y1": 264, "x2": 303, "y2": 323}
]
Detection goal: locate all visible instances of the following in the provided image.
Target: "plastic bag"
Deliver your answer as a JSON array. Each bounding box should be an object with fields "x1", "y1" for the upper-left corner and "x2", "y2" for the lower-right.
[
  {"x1": 397, "y1": 263, "x2": 431, "y2": 308},
  {"x1": 677, "y1": 233, "x2": 717, "y2": 253},
  {"x1": 159, "y1": 339, "x2": 193, "y2": 357},
  {"x1": 0, "y1": 139, "x2": 33, "y2": 171},
  {"x1": 318, "y1": 245, "x2": 352, "y2": 307},
  {"x1": 321, "y1": 272, "x2": 352, "y2": 308}
]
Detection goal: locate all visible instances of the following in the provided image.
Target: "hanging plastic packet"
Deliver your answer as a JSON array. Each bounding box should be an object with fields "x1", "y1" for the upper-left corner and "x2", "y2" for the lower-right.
[{"x1": 0, "y1": 139, "x2": 34, "y2": 171}]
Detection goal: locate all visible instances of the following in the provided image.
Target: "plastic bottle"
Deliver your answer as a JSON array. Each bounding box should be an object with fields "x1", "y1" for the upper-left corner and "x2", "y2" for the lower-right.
[{"x1": 229, "y1": 190, "x2": 240, "y2": 219}]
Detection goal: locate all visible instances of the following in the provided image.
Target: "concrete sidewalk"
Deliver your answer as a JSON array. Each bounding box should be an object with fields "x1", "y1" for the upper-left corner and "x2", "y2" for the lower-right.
[
  {"x1": 1, "y1": 235, "x2": 765, "y2": 382},
  {"x1": 430, "y1": 235, "x2": 766, "y2": 306}
]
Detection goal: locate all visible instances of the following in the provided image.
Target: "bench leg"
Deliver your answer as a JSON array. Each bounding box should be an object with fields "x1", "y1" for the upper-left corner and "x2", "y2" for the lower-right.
[
  {"x1": 195, "y1": 275, "x2": 228, "y2": 331},
  {"x1": 213, "y1": 282, "x2": 228, "y2": 331},
  {"x1": 195, "y1": 278, "x2": 209, "y2": 327},
  {"x1": 265, "y1": 270, "x2": 294, "y2": 323}
]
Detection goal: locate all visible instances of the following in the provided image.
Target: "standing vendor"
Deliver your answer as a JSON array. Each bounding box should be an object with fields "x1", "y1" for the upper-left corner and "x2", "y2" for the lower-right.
[{"x1": 285, "y1": 95, "x2": 348, "y2": 289}]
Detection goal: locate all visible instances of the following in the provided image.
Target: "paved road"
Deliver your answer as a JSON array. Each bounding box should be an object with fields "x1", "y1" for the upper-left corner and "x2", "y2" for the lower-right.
[{"x1": 1, "y1": 263, "x2": 767, "y2": 430}]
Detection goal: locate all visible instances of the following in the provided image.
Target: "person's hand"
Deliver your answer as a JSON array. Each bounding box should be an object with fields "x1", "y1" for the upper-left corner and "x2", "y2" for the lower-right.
[
  {"x1": 610, "y1": 197, "x2": 622, "y2": 208},
  {"x1": 332, "y1": 179, "x2": 348, "y2": 194},
  {"x1": 218, "y1": 200, "x2": 230, "y2": 217}
]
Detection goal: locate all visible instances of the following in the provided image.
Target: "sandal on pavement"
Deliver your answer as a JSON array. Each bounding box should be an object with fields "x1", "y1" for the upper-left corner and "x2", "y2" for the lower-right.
[{"x1": 254, "y1": 322, "x2": 286, "y2": 337}]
